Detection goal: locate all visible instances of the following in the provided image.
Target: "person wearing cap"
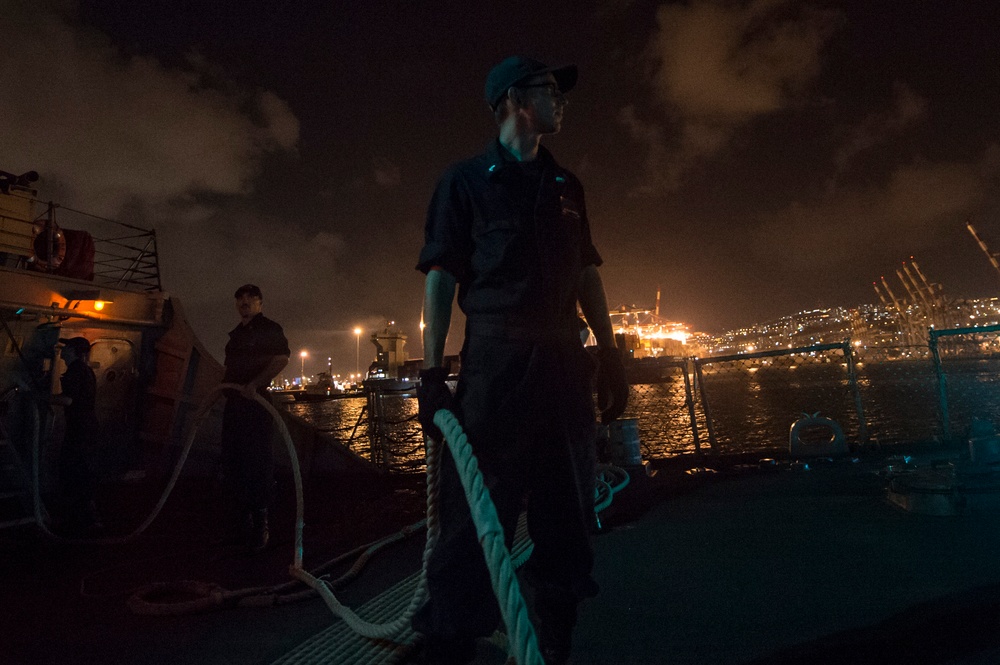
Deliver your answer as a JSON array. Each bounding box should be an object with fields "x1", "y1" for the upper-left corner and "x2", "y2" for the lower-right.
[
  {"x1": 414, "y1": 55, "x2": 629, "y2": 664},
  {"x1": 218, "y1": 284, "x2": 290, "y2": 552},
  {"x1": 56, "y1": 336, "x2": 102, "y2": 533}
]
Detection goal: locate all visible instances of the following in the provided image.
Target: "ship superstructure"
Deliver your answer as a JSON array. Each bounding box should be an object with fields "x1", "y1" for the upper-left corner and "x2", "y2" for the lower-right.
[{"x1": 1, "y1": 169, "x2": 223, "y2": 528}]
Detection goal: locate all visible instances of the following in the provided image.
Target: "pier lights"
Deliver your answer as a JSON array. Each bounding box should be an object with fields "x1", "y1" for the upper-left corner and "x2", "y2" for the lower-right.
[
  {"x1": 300, "y1": 350, "x2": 307, "y2": 385},
  {"x1": 354, "y1": 327, "x2": 363, "y2": 376}
]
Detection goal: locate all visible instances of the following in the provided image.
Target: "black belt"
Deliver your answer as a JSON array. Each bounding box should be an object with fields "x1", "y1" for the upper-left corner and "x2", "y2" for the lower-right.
[{"x1": 466, "y1": 319, "x2": 580, "y2": 343}]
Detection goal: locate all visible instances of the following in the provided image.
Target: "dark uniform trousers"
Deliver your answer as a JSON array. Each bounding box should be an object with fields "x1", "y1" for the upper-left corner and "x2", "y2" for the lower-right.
[
  {"x1": 220, "y1": 391, "x2": 275, "y2": 512},
  {"x1": 59, "y1": 361, "x2": 99, "y2": 511},
  {"x1": 413, "y1": 333, "x2": 598, "y2": 642}
]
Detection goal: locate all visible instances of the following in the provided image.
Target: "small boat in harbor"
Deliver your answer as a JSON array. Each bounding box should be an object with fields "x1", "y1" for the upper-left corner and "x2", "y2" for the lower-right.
[
  {"x1": 290, "y1": 389, "x2": 364, "y2": 403},
  {"x1": 288, "y1": 373, "x2": 362, "y2": 402}
]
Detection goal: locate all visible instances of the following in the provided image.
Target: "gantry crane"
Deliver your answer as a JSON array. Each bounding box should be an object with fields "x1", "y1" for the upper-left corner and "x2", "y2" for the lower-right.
[{"x1": 967, "y1": 222, "x2": 1000, "y2": 281}]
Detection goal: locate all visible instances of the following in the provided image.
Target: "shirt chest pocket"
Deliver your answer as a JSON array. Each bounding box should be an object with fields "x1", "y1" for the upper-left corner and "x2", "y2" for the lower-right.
[
  {"x1": 471, "y1": 213, "x2": 523, "y2": 273},
  {"x1": 537, "y1": 197, "x2": 584, "y2": 264}
]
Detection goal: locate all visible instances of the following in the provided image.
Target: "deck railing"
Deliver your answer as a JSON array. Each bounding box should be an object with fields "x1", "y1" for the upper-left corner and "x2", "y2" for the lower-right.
[
  {"x1": 621, "y1": 324, "x2": 1000, "y2": 458},
  {"x1": 929, "y1": 323, "x2": 1000, "y2": 444},
  {"x1": 46, "y1": 203, "x2": 161, "y2": 291},
  {"x1": 0, "y1": 197, "x2": 161, "y2": 292}
]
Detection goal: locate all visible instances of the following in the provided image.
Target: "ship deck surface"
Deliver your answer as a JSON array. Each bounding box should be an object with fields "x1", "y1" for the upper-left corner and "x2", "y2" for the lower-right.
[{"x1": 5, "y1": 445, "x2": 1000, "y2": 664}]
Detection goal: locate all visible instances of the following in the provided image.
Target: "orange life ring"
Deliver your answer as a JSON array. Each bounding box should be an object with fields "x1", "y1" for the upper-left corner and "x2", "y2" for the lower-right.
[{"x1": 29, "y1": 221, "x2": 66, "y2": 270}]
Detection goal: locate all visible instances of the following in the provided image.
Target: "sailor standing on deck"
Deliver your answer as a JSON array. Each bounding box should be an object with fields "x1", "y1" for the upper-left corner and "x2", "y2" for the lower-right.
[
  {"x1": 57, "y1": 336, "x2": 102, "y2": 533},
  {"x1": 414, "y1": 56, "x2": 629, "y2": 665},
  {"x1": 219, "y1": 284, "x2": 289, "y2": 552}
]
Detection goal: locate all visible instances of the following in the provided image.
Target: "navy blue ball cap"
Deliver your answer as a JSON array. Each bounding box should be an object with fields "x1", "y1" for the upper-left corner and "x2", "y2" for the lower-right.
[
  {"x1": 234, "y1": 283, "x2": 263, "y2": 299},
  {"x1": 485, "y1": 55, "x2": 577, "y2": 110},
  {"x1": 59, "y1": 336, "x2": 91, "y2": 353}
]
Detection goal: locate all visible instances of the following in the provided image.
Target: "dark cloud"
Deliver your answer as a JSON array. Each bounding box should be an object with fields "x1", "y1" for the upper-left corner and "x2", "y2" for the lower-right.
[
  {"x1": 372, "y1": 159, "x2": 402, "y2": 189},
  {"x1": 752, "y1": 154, "x2": 996, "y2": 271},
  {"x1": 0, "y1": 1, "x2": 299, "y2": 212},
  {"x1": 831, "y1": 83, "x2": 929, "y2": 180},
  {"x1": 623, "y1": 0, "x2": 842, "y2": 193}
]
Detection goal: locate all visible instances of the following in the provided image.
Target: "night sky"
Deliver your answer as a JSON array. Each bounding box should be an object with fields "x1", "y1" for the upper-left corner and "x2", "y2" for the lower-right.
[{"x1": 3, "y1": 0, "x2": 999, "y2": 376}]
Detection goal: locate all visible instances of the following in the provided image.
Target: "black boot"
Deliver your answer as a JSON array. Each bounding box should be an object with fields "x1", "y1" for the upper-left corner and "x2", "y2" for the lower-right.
[
  {"x1": 535, "y1": 594, "x2": 577, "y2": 665},
  {"x1": 249, "y1": 508, "x2": 269, "y2": 552}
]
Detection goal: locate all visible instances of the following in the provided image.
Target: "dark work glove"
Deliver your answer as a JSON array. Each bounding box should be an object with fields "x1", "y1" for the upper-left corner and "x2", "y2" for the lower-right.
[
  {"x1": 596, "y1": 347, "x2": 629, "y2": 424},
  {"x1": 417, "y1": 367, "x2": 454, "y2": 440}
]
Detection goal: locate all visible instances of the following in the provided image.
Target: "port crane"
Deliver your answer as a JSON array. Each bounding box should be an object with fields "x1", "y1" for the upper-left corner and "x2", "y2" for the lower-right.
[
  {"x1": 872, "y1": 256, "x2": 953, "y2": 343},
  {"x1": 967, "y1": 222, "x2": 1000, "y2": 281}
]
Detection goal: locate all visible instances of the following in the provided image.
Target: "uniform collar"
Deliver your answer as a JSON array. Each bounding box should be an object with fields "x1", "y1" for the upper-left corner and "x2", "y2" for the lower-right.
[
  {"x1": 485, "y1": 138, "x2": 560, "y2": 181},
  {"x1": 231, "y1": 312, "x2": 265, "y2": 334}
]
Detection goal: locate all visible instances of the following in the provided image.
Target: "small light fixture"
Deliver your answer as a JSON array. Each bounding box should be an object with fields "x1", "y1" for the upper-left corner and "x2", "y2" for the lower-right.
[{"x1": 64, "y1": 289, "x2": 114, "y2": 311}]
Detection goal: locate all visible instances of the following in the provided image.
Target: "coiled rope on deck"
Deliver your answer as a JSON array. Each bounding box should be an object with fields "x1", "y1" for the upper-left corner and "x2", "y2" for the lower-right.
[{"x1": 595, "y1": 464, "x2": 631, "y2": 514}]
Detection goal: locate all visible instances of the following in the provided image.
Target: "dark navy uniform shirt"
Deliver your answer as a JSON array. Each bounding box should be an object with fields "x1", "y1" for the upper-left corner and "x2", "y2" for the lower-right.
[
  {"x1": 223, "y1": 313, "x2": 290, "y2": 386},
  {"x1": 417, "y1": 140, "x2": 601, "y2": 337},
  {"x1": 61, "y1": 359, "x2": 98, "y2": 431}
]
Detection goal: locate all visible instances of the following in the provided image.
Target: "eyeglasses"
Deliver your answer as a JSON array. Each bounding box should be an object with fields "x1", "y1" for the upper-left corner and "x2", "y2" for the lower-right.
[{"x1": 516, "y1": 82, "x2": 564, "y2": 97}]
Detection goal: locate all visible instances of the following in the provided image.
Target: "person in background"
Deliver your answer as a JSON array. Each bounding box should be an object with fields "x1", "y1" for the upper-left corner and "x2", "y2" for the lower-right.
[
  {"x1": 57, "y1": 336, "x2": 101, "y2": 533},
  {"x1": 414, "y1": 55, "x2": 629, "y2": 664},
  {"x1": 219, "y1": 284, "x2": 289, "y2": 552}
]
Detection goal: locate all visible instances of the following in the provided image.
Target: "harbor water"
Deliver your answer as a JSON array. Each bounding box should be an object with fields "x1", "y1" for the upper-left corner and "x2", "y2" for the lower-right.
[{"x1": 283, "y1": 353, "x2": 1000, "y2": 471}]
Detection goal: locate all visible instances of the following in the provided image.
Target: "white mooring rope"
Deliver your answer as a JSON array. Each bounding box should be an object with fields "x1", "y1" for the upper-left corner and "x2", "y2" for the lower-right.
[
  {"x1": 288, "y1": 406, "x2": 547, "y2": 665},
  {"x1": 432, "y1": 408, "x2": 545, "y2": 665}
]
